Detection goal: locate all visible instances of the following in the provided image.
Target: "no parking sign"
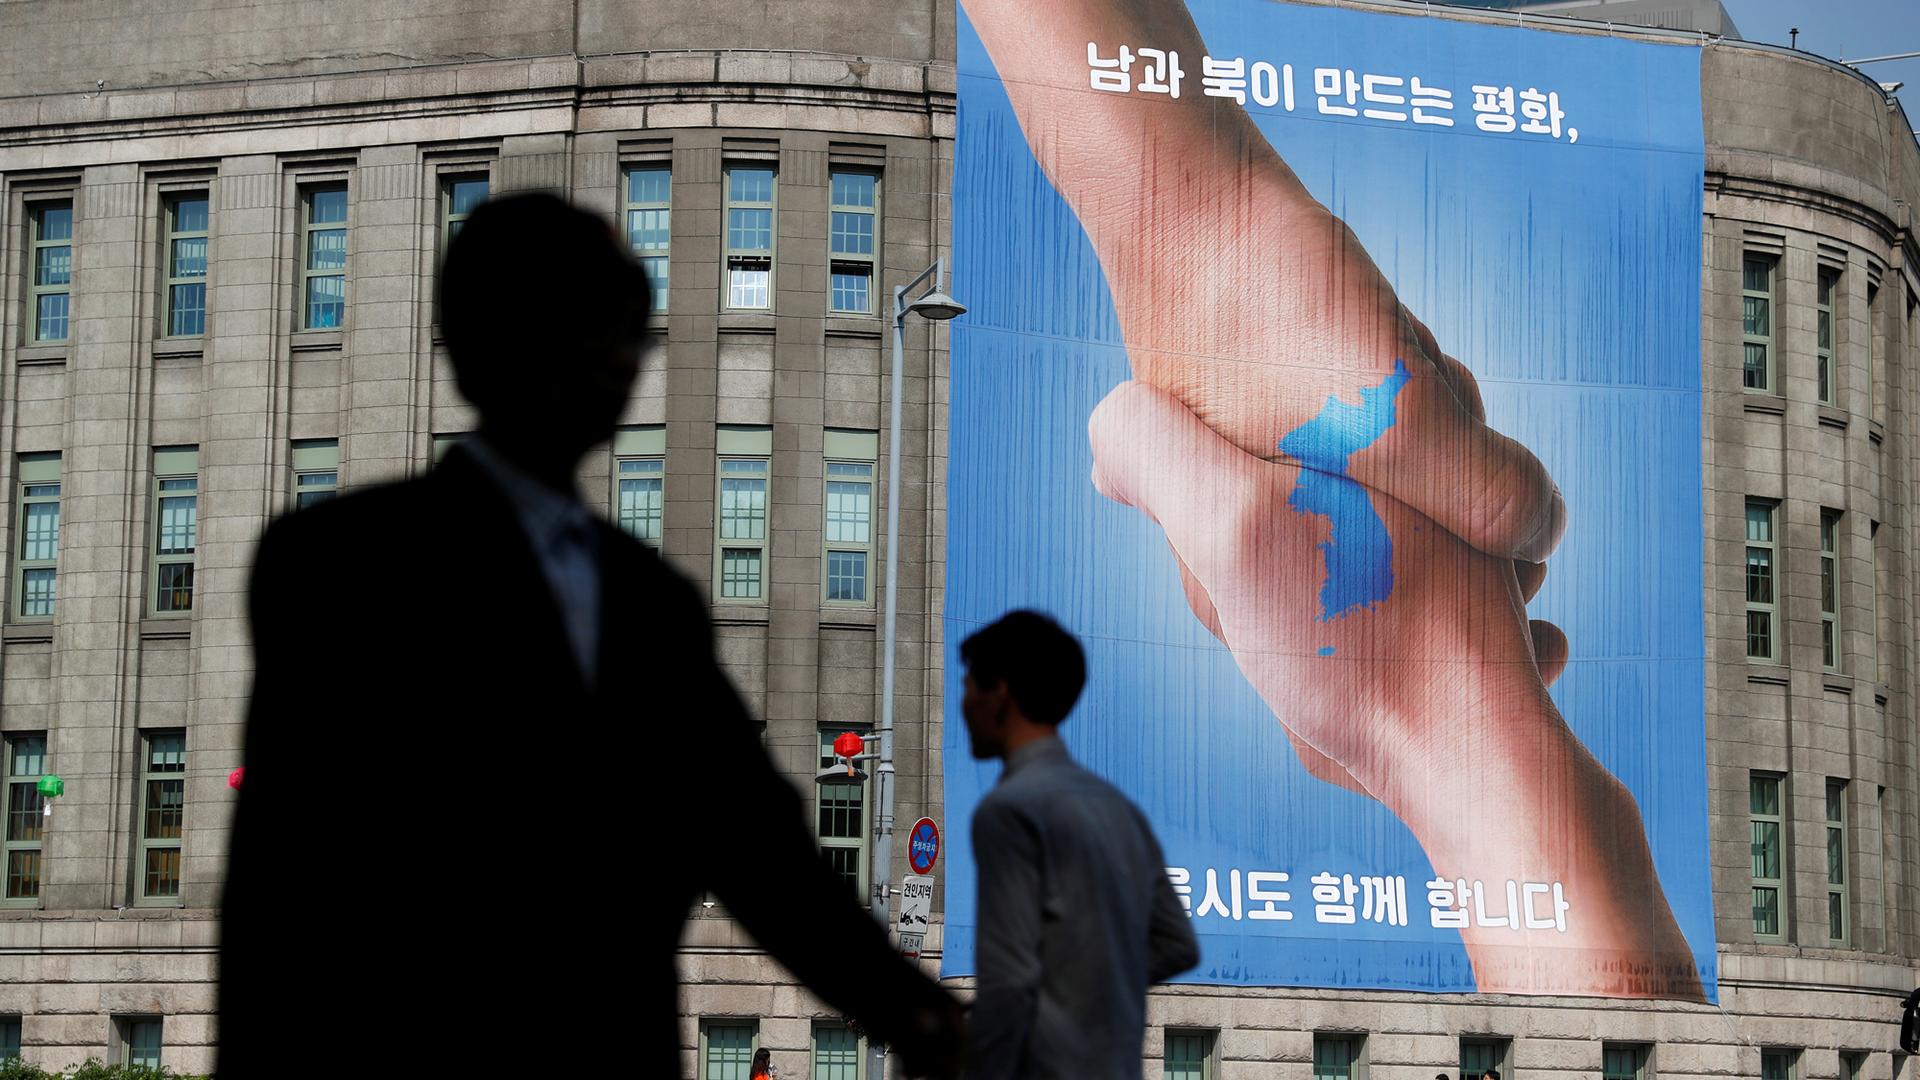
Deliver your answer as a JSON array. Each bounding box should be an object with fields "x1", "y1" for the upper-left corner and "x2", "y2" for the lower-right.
[{"x1": 907, "y1": 817, "x2": 939, "y2": 875}]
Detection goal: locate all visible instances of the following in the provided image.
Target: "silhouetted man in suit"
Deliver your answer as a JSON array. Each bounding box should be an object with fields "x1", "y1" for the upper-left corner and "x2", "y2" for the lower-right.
[{"x1": 220, "y1": 193, "x2": 962, "y2": 1077}]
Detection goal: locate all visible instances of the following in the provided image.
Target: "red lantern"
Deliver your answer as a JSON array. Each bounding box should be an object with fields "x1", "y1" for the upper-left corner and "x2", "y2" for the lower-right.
[
  {"x1": 227, "y1": 767, "x2": 244, "y2": 790},
  {"x1": 833, "y1": 731, "x2": 865, "y2": 761}
]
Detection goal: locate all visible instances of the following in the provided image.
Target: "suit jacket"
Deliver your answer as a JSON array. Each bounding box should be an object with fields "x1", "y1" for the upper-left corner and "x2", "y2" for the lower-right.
[{"x1": 220, "y1": 448, "x2": 951, "y2": 1076}]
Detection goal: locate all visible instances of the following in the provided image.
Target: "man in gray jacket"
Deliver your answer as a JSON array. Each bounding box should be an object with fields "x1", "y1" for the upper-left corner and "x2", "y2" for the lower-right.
[{"x1": 961, "y1": 610, "x2": 1201, "y2": 1078}]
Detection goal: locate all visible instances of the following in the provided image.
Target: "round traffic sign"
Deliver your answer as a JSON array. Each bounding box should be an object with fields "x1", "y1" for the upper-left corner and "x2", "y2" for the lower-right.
[{"x1": 907, "y1": 817, "x2": 940, "y2": 874}]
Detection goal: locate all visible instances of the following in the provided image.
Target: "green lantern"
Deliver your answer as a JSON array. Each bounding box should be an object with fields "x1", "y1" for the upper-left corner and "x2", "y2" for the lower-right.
[{"x1": 36, "y1": 775, "x2": 63, "y2": 799}]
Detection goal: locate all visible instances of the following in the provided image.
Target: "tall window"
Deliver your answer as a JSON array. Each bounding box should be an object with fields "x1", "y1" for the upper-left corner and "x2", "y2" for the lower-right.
[
  {"x1": 28, "y1": 203, "x2": 72, "y2": 343},
  {"x1": 724, "y1": 166, "x2": 775, "y2": 309},
  {"x1": 1603, "y1": 1044, "x2": 1648, "y2": 1080},
  {"x1": 1869, "y1": 521, "x2": 1881, "y2": 680},
  {"x1": 1164, "y1": 1029, "x2": 1217, "y2": 1080},
  {"x1": 291, "y1": 439, "x2": 339, "y2": 510},
  {"x1": 1821, "y1": 509, "x2": 1841, "y2": 671},
  {"x1": 829, "y1": 171, "x2": 878, "y2": 314},
  {"x1": 3, "y1": 735, "x2": 44, "y2": 904},
  {"x1": 118, "y1": 1017, "x2": 161, "y2": 1068},
  {"x1": 699, "y1": 1021, "x2": 756, "y2": 1080},
  {"x1": 14, "y1": 454, "x2": 60, "y2": 620},
  {"x1": 817, "y1": 725, "x2": 871, "y2": 901},
  {"x1": 824, "y1": 430, "x2": 878, "y2": 605},
  {"x1": 1751, "y1": 772, "x2": 1785, "y2": 939},
  {"x1": 1313, "y1": 1034, "x2": 1361, "y2": 1080},
  {"x1": 441, "y1": 176, "x2": 487, "y2": 249},
  {"x1": 138, "y1": 731, "x2": 185, "y2": 901},
  {"x1": 300, "y1": 186, "x2": 348, "y2": 330},
  {"x1": 150, "y1": 448, "x2": 199, "y2": 615},
  {"x1": 1742, "y1": 257, "x2": 1774, "y2": 391},
  {"x1": 1826, "y1": 779, "x2": 1848, "y2": 943},
  {"x1": 812, "y1": 1022, "x2": 863, "y2": 1080},
  {"x1": 613, "y1": 426, "x2": 665, "y2": 546},
  {"x1": 1816, "y1": 270, "x2": 1837, "y2": 405},
  {"x1": 1761, "y1": 1050, "x2": 1797, "y2": 1080},
  {"x1": 162, "y1": 194, "x2": 209, "y2": 337},
  {"x1": 1745, "y1": 500, "x2": 1777, "y2": 660},
  {"x1": 626, "y1": 167, "x2": 670, "y2": 312},
  {"x1": 1460, "y1": 1038, "x2": 1508, "y2": 1080},
  {"x1": 1866, "y1": 284, "x2": 1881, "y2": 420},
  {"x1": 715, "y1": 426, "x2": 771, "y2": 601}
]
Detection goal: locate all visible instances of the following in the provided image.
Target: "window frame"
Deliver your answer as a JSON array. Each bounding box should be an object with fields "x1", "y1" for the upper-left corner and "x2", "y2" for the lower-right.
[
  {"x1": 1459, "y1": 1036, "x2": 1511, "y2": 1080},
  {"x1": 1313, "y1": 1033, "x2": 1366, "y2": 1080},
  {"x1": 828, "y1": 169, "x2": 880, "y2": 315},
  {"x1": 439, "y1": 174, "x2": 488, "y2": 258},
  {"x1": 135, "y1": 730, "x2": 186, "y2": 905},
  {"x1": 1816, "y1": 269, "x2": 1837, "y2": 405},
  {"x1": 1820, "y1": 509, "x2": 1841, "y2": 672},
  {"x1": 1750, "y1": 771, "x2": 1786, "y2": 941},
  {"x1": 13, "y1": 453, "x2": 60, "y2": 622},
  {"x1": 148, "y1": 448, "x2": 199, "y2": 618},
  {"x1": 290, "y1": 439, "x2": 340, "y2": 512},
  {"x1": 27, "y1": 200, "x2": 73, "y2": 344},
  {"x1": 811, "y1": 1019, "x2": 866, "y2": 1080},
  {"x1": 1163, "y1": 1027, "x2": 1218, "y2": 1080},
  {"x1": 114, "y1": 1015, "x2": 162, "y2": 1069},
  {"x1": 1760, "y1": 1049, "x2": 1799, "y2": 1080},
  {"x1": 817, "y1": 724, "x2": 873, "y2": 903},
  {"x1": 1602, "y1": 1043, "x2": 1650, "y2": 1080},
  {"x1": 1745, "y1": 499, "x2": 1779, "y2": 661},
  {"x1": 722, "y1": 163, "x2": 777, "y2": 311},
  {"x1": 625, "y1": 164, "x2": 671, "y2": 313},
  {"x1": 1742, "y1": 255, "x2": 1775, "y2": 392},
  {"x1": 2, "y1": 734, "x2": 46, "y2": 908},
  {"x1": 162, "y1": 192, "x2": 210, "y2": 338},
  {"x1": 1826, "y1": 778, "x2": 1848, "y2": 944},
  {"x1": 697, "y1": 1019, "x2": 758, "y2": 1080},
  {"x1": 298, "y1": 183, "x2": 349, "y2": 331}
]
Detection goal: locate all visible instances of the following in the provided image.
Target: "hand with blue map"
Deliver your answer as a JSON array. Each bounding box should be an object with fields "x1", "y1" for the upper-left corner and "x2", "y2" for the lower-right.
[
  {"x1": 967, "y1": 0, "x2": 1567, "y2": 566},
  {"x1": 1087, "y1": 380, "x2": 1701, "y2": 1000}
]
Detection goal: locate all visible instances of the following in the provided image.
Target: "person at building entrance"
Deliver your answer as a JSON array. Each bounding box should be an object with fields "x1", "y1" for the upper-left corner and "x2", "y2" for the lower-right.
[
  {"x1": 220, "y1": 193, "x2": 962, "y2": 1078},
  {"x1": 960, "y1": 610, "x2": 1200, "y2": 1078}
]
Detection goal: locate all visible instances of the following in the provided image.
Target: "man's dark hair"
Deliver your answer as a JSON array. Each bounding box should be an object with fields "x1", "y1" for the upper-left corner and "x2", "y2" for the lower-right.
[
  {"x1": 960, "y1": 610, "x2": 1086, "y2": 726},
  {"x1": 1486, "y1": 1070, "x2": 1501, "y2": 1080},
  {"x1": 437, "y1": 191, "x2": 650, "y2": 403}
]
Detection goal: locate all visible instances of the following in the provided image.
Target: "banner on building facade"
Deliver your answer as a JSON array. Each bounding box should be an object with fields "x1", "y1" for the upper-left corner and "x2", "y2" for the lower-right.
[{"x1": 943, "y1": 0, "x2": 1715, "y2": 1000}]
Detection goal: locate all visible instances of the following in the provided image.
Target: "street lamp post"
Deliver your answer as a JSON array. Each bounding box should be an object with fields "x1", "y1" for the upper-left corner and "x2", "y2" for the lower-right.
[{"x1": 853, "y1": 258, "x2": 963, "y2": 1080}]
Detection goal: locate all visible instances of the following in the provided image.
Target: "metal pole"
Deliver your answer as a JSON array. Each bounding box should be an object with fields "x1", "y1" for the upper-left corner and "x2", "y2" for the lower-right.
[{"x1": 873, "y1": 259, "x2": 944, "y2": 1080}]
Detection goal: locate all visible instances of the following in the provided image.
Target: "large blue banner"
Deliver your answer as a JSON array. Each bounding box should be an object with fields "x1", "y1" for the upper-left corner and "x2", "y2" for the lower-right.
[{"x1": 944, "y1": 0, "x2": 1714, "y2": 1000}]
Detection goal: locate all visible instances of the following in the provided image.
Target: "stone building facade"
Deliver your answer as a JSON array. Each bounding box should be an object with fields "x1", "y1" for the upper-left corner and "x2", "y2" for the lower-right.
[{"x1": 0, "y1": 0, "x2": 1910, "y2": 1077}]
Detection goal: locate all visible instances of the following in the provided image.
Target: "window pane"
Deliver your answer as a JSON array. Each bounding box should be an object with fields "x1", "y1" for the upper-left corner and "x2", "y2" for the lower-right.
[
  {"x1": 308, "y1": 188, "x2": 347, "y2": 224},
  {"x1": 168, "y1": 283, "x2": 207, "y2": 336},
  {"x1": 642, "y1": 257, "x2": 669, "y2": 310},
  {"x1": 33, "y1": 244, "x2": 71, "y2": 288},
  {"x1": 629, "y1": 168, "x2": 670, "y2": 205},
  {"x1": 1743, "y1": 258, "x2": 1768, "y2": 292},
  {"x1": 170, "y1": 236, "x2": 208, "y2": 279},
  {"x1": 154, "y1": 564, "x2": 194, "y2": 613},
  {"x1": 814, "y1": 1025, "x2": 861, "y2": 1080},
  {"x1": 1165, "y1": 1033, "x2": 1207, "y2": 1080},
  {"x1": 307, "y1": 227, "x2": 347, "y2": 271},
  {"x1": 7, "y1": 785, "x2": 42, "y2": 844},
  {"x1": 1827, "y1": 826, "x2": 1844, "y2": 884},
  {"x1": 1745, "y1": 548, "x2": 1772, "y2": 604},
  {"x1": 720, "y1": 550, "x2": 762, "y2": 599},
  {"x1": 36, "y1": 207, "x2": 72, "y2": 242},
  {"x1": 0, "y1": 1016, "x2": 19, "y2": 1059},
  {"x1": 148, "y1": 734, "x2": 185, "y2": 771},
  {"x1": 832, "y1": 270, "x2": 872, "y2": 314},
  {"x1": 22, "y1": 503, "x2": 58, "y2": 562},
  {"x1": 1743, "y1": 294, "x2": 1770, "y2": 336},
  {"x1": 1745, "y1": 504, "x2": 1771, "y2": 541},
  {"x1": 1313, "y1": 1037, "x2": 1354, "y2": 1080},
  {"x1": 1751, "y1": 820, "x2": 1779, "y2": 878},
  {"x1": 825, "y1": 479, "x2": 872, "y2": 543},
  {"x1": 143, "y1": 847, "x2": 181, "y2": 898},
  {"x1": 720, "y1": 477, "x2": 767, "y2": 540},
  {"x1": 128, "y1": 1020, "x2": 162, "y2": 1067},
  {"x1": 618, "y1": 473, "x2": 662, "y2": 542},
  {"x1": 827, "y1": 551, "x2": 868, "y2": 602},
  {"x1": 728, "y1": 168, "x2": 773, "y2": 203},
  {"x1": 20, "y1": 569, "x2": 54, "y2": 619},
  {"x1": 704, "y1": 1024, "x2": 754, "y2": 1080},
  {"x1": 1762, "y1": 1053, "x2": 1791, "y2": 1080},
  {"x1": 1817, "y1": 309, "x2": 1832, "y2": 350},
  {"x1": 172, "y1": 197, "x2": 209, "y2": 234},
  {"x1": 727, "y1": 208, "x2": 772, "y2": 252},
  {"x1": 34, "y1": 295, "x2": 69, "y2": 342},
  {"x1": 1828, "y1": 892, "x2": 1844, "y2": 940},
  {"x1": 158, "y1": 496, "x2": 197, "y2": 555},
  {"x1": 831, "y1": 211, "x2": 875, "y2": 256},
  {"x1": 144, "y1": 779, "x2": 184, "y2": 837},
  {"x1": 831, "y1": 173, "x2": 876, "y2": 208},
  {"x1": 10, "y1": 739, "x2": 45, "y2": 779},
  {"x1": 628, "y1": 208, "x2": 670, "y2": 251},
  {"x1": 1750, "y1": 775, "x2": 1779, "y2": 815},
  {"x1": 1743, "y1": 342, "x2": 1768, "y2": 389},
  {"x1": 306, "y1": 274, "x2": 345, "y2": 329},
  {"x1": 448, "y1": 179, "x2": 488, "y2": 216},
  {"x1": 728, "y1": 267, "x2": 769, "y2": 309},
  {"x1": 5, "y1": 850, "x2": 39, "y2": 900}
]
